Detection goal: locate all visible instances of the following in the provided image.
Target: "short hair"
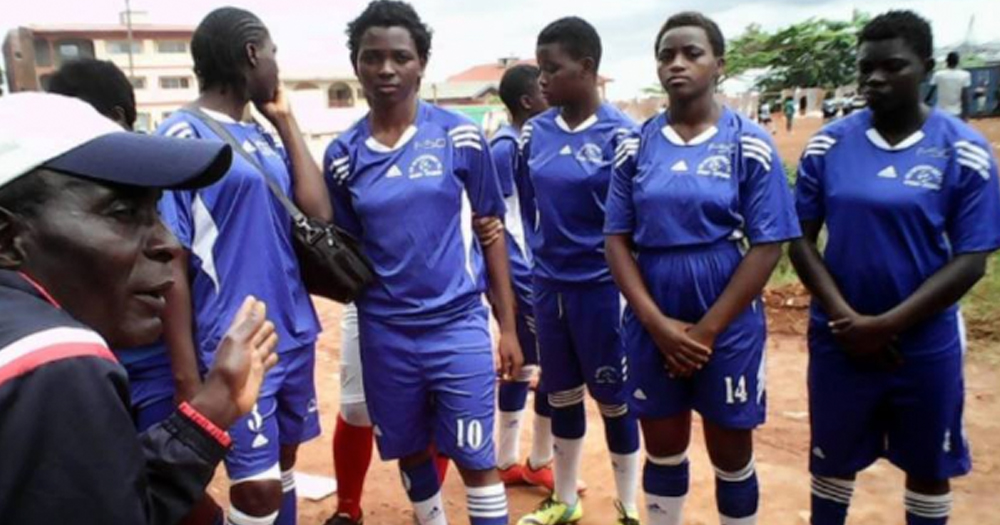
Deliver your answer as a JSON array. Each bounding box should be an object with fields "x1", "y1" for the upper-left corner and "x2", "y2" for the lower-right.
[
  {"x1": 191, "y1": 7, "x2": 270, "y2": 92},
  {"x1": 47, "y1": 59, "x2": 136, "y2": 127},
  {"x1": 858, "y1": 10, "x2": 933, "y2": 61},
  {"x1": 655, "y1": 11, "x2": 725, "y2": 58},
  {"x1": 498, "y1": 64, "x2": 541, "y2": 114},
  {"x1": 947, "y1": 51, "x2": 960, "y2": 67},
  {"x1": 0, "y1": 171, "x2": 50, "y2": 219},
  {"x1": 347, "y1": 0, "x2": 433, "y2": 67},
  {"x1": 537, "y1": 17, "x2": 603, "y2": 71}
]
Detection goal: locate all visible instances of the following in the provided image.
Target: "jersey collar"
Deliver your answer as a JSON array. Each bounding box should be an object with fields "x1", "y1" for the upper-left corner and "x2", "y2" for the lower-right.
[
  {"x1": 661, "y1": 125, "x2": 719, "y2": 146},
  {"x1": 555, "y1": 113, "x2": 599, "y2": 134},
  {"x1": 865, "y1": 128, "x2": 926, "y2": 151},
  {"x1": 198, "y1": 107, "x2": 241, "y2": 125},
  {"x1": 365, "y1": 125, "x2": 418, "y2": 153}
]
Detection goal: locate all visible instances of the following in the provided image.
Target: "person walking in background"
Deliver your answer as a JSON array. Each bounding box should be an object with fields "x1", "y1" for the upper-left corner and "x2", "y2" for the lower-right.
[
  {"x1": 783, "y1": 97, "x2": 796, "y2": 132},
  {"x1": 928, "y1": 51, "x2": 971, "y2": 120}
]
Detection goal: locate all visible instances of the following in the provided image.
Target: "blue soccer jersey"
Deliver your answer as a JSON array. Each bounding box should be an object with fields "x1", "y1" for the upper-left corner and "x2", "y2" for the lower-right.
[
  {"x1": 490, "y1": 125, "x2": 533, "y2": 307},
  {"x1": 157, "y1": 109, "x2": 320, "y2": 360},
  {"x1": 796, "y1": 109, "x2": 1000, "y2": 356},
  {"x1": 324, "y1": 102, "x2": 506, "y2": 323},
  {"x1": 517, "y1": 104, "x2": 637, "y2": 284},
  {"x1": 605, "y1": 106, "x2": 800, "y2": 248}
]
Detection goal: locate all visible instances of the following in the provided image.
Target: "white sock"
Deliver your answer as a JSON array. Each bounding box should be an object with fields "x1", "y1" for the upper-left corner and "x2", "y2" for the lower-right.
[
  {"x1": 497, "y1": 410, "x2": 524, "y2": 469},
  {"x1": 611, "y1": 451, "x2": 640, "y2": 513},
  {"x1": 528, "y1": 414, "x2": 553, "y2": 468},
  {"x1": 720, "y1": 516, "x2": 757, "y2": 525},
  {"x1": 413, "y1": 491, "x2": 448, "y2": 525},
  {"x1": 228, "y1": 507, "x2": 278, "y2": 525},
  {"x1": 646, "y1": 494, "x2": 685, "y2": 525},
  {"x1": 553, "y1": 436, "x2": 584, "y2": 506}
]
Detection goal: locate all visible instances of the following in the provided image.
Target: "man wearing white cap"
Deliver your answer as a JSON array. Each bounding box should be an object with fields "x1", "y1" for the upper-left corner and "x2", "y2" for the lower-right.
[{"x1": 0, "y1": 92, "x2": 278, "y2": 525}]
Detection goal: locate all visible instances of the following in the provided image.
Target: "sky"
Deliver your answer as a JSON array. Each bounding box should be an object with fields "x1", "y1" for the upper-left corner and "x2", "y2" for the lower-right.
[{"x1": 2, "y1": 0, "x2": 997, "y2": 99}]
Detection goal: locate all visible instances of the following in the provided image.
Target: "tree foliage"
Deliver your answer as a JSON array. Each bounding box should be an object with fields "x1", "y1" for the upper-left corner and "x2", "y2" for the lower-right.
[{"x1": 725, "y1": 11, "x2": 870, "y2": 93}]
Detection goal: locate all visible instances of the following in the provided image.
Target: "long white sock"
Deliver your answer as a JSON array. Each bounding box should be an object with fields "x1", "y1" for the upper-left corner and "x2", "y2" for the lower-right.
[
  {"x1": 413, "y1": 492, "x2": 448, "y2": 525},
  {"x1": 497, "y1": 410, "x2": 524, "y2": 469},
  {"x1": 612, "y1": 451, "x2": 640, "y2": 513},
  {"x1": 553, "y1": 437, "x2": 584, "y2": 505},
  {"x1": 528, "y1": 414, "x2": 554, "y2": 468},
  {"x1": 228, "y1": 507, "x2": 279, "y2": 525}
]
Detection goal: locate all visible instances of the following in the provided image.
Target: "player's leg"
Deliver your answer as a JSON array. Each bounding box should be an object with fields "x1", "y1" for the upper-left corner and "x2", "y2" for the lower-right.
[
  {"x1": 807, "y1": 333, "x2": 887, "y2": 525},
  {"x1": 570, "y1": 284, "x2": 640, "y2": 522},
  {"x1": 328, "y1": 304, "x2": 374, "y2": 525},
  {"x1": 272, "y1": 346, "x2": 322, "y2": 525},
  {"x1": 226, "y1": 395, "x2": 284, "y2": 525},
  {"x1": 523, "y1": 368, "x2": 558, "y2": 491},
  {"x1": 496, "y1": 307, "x2": 536, "y2": 480},
  {"x1": 517, "y1": 281, "x2": 586, "y2": 524},
  {"x1": 430, "y1": 305, "x2": 509, "y2": 525},
  {"x1": 888, "y1": 339, "x2": 970, "y2": 525}
]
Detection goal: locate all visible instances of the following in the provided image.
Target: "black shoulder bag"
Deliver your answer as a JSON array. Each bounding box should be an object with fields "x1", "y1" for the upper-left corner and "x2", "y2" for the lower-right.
[{"x1": 180, "y1": 107, "x2": 374, "y2": 304}]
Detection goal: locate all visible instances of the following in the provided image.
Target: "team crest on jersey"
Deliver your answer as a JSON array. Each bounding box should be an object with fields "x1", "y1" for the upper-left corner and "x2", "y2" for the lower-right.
[
  {"x1": 696, "y1": 155, "x2": 733, "y2": 179},
  {"x1": 575, "y1": 143, "x2": 604, "y2": 165},
  {"x1": 409, "y1": 154, "x2": 444, "y2": 179},
  {"x1": 903, "y1": 164, "x2": 943, "y2": 191}
]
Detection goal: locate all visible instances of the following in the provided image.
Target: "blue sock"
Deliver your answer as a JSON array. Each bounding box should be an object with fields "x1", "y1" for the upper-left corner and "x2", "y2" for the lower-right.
[
  {"x1": 275, "y1": 470, "x2": 296, "y2": 525},
  {"x1": 498, "y1": 381, "x2": 530, "y2": 412},
  {"x1": 715, "y1": 459, "x2": 759, "y2": 522},
  {"x1": 810, "y1": 475, "x2": 853, "y2": 525},
  {"x1": 534, "y1": 388, "x2": 552, "y2": 417},
  {"x1": 644, "y1": 454, "x2": 689, "y2": 523},
  {"x1": 905, "y1": 490, "x2": 951, "y2": 525},
  {"x1": 467, "y1": 483, "x2": 508, "y2": 525},
  {"x1": 599, "y1": 404, "x2": 639, "y2": 454},
  {"x1": 549, "y1": 388, "x2": 586, "y2": 439},
  {"x1": 400, "y1": 457, "x2": 445, "y2": 524}
]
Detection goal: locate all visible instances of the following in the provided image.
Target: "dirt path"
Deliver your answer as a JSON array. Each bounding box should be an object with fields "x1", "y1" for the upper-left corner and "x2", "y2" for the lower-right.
[{"x1": 205, "y1": 298, "x2": 1000, "y2": 524}]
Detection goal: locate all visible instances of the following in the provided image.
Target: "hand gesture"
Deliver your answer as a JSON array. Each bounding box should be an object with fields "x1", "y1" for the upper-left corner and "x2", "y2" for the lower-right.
[
  {"x1": 496, "y1": 329, "x2": 525, "y2": 382},
  {"x1": 647, "y1": 314, "x2": 712, "y2": 378},
  {"x1": 829, "y1": 314, "x2": 902, "y2": 370},
  {"x1": 473, "y1": 216, "x2": 505, "y2": 247}
]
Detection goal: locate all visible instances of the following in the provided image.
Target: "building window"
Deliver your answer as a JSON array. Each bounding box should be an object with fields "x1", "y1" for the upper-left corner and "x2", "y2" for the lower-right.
[
  {"x1": 38, "y1": 73, "x2": 53, "y2": 90},
  {"x1": 34, "y1": 38, "x2": 52, "y2": 67},
  {"x1": 156, "y1": 41, "x2": 187, "y2": 54},
  {"x1": 130, "y1": 76, "x2": 147, "y2": 89},
  {"x1": 159, "y1": 76, "x2": 191, "y2": 89},
  {"x1": 107, "y1": 40, "x2": 143, "y2": 54},
  {"x1": 54, "y1": 39, "x2": 94, "y2": 64},
  {"x1": 135, "y1": 112, "x2": 152, "y2": 133},
  {"x1": 328, "y1": 82, "x2": 354, "y2": 108}
]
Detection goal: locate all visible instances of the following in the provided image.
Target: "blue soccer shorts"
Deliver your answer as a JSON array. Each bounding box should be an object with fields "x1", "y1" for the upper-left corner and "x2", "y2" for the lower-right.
[{"x1": 358, "y1": 304, "x2": 498, "y2": 471}]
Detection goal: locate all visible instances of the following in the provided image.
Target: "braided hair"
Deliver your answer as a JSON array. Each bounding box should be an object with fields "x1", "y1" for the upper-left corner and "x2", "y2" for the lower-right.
[{"x1": 191, "y1": 7, "x2": 270, "y2": 93}]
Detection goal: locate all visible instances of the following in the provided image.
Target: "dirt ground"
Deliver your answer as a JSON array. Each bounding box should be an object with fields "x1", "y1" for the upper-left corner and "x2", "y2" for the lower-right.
[{"x1": 206, "y1": 117, "x2": 1000, "y2": 523}]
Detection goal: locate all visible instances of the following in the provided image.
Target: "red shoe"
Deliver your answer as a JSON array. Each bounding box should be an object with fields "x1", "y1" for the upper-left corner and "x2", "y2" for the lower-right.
[
  {"x1": 523, "y1": 461, "x2": 588, "y2": 495},
  {"x1": 499, "y1": 463, "x2": 529, "y2": 486}
]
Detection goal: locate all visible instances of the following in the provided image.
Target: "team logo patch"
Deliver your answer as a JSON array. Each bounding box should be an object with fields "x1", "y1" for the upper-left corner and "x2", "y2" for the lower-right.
[
  {"x1": 696, "y1": 155, "x2": 733, "y2": 179},
  {"x1": 247, "y1": 404, "x2": 269, "y2": 449},
  {"x1": 575, "y1": 143, "x2": 604, "y2": 164},
  {"x1": 594, "y1": 365, "x2": 622, "y2": 385},
  {"x1": 409, "y1": 154, "x2": 444, "y2": 179},
  {"x1": 903, "y1": 164, "x2": 943, "y2": 191}
]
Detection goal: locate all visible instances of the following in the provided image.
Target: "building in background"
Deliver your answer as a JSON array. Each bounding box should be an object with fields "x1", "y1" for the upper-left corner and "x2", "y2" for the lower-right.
[{"x1": 4, "y1": 11, "x2": 196, "y2": 132}]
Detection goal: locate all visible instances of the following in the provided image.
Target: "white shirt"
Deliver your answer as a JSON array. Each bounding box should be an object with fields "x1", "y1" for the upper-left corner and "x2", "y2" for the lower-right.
[{"x1": 931, "y1": 68, "x2": 972, "y2": 116}]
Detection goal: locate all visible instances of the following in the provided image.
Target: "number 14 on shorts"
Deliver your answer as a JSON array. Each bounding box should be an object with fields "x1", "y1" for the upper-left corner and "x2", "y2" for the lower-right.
[{"x1": 725, "y1": 375, "x2": 749, "y2": 405}]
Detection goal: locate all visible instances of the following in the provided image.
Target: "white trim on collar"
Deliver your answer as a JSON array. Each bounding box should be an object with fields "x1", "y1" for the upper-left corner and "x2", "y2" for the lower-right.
[
  {"x1": 198, "y1": 107, "x2": 241, "y2": 125},
  {"x1": 555, "y1": 113, "x2": 598, "y2": 133},
  {"x1": 865, "y1": 128, "x2": 926, "y2": 151},
  {"x1": 365, "y1": 125, "x2": 418, "y2": 153},
  {"x1": 661, "y1": 125, "x2": 719, "y2": 146}
]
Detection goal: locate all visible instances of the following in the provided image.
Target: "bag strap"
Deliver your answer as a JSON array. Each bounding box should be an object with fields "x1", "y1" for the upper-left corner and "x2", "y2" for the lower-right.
[{"x1": 179, "y1": 106, "x2": 311, "y2": 227}]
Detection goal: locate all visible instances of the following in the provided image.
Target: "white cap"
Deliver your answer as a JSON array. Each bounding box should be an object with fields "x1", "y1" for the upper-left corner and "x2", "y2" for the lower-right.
[{"x1": 0, "y1": 92, "x2": 121, "y2": 188}]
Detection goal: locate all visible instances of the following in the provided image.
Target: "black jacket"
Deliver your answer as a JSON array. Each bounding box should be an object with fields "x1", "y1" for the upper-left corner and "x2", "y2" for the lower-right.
[{"x1": 0, "y1": 270, "x2": 228, "y2": 524}]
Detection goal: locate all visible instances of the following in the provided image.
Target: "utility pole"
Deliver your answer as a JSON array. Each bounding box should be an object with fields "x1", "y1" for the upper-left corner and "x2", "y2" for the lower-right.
[{"x1": 125, "y1": 0, "x2": 135, "y2": 79}]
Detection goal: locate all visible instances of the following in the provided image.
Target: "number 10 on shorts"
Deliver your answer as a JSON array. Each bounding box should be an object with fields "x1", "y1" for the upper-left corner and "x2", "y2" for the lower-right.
[
  {"x1": 725, "y1": 375, "x2": 748, "y2": 405},
  {"x1": 457, "y1": 418, "x2": 484, "y2": 450}
]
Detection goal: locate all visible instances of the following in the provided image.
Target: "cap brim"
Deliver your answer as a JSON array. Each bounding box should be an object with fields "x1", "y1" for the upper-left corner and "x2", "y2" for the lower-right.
[{"x1": 42, "y1": 132, "x2": 232, "y2": 190}]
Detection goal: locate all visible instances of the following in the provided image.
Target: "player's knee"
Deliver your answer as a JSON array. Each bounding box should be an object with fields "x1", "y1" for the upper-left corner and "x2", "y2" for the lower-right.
[
  {"x1": 230, "y1": 478, "x2": 282, "y2": 520},
  {"x1": 399, "y1": 449, "x2": 433, "y2": 469},
  {"x1": 340, "y1": 401, "x2": 372, "y2": 427},
  {"x1": 456, "y1": 466, "x2": 497, "y2": 488}
]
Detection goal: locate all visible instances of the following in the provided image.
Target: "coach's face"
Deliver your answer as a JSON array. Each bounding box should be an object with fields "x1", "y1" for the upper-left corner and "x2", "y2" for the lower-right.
[
  {"x1": 536, "y1": 43, "x2": 594, "y2": 107},
  {"x1": 0, "y1": 171, "x2": 179, "y2": 348},
  {"x1": 356, "y1": 26, "x2": 425, "y2": 107},
  {"x1": 858, "y1": 37, "x2": 932, "y2": 114}
]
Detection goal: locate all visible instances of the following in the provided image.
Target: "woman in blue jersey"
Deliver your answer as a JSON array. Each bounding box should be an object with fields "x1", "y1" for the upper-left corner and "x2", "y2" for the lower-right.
[
  {"x1": 790, "y1": 11, "x2": 1000, "y2": 525},
  {"x1": 605, "y1": 12, "x2": 800, "y2": 525},
  {"x1": 324, "y1": 2, "x2": 522, "y2": 525},
  {"x1": 156, "y1": 7, "x2": 331, "y2": 525}
]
